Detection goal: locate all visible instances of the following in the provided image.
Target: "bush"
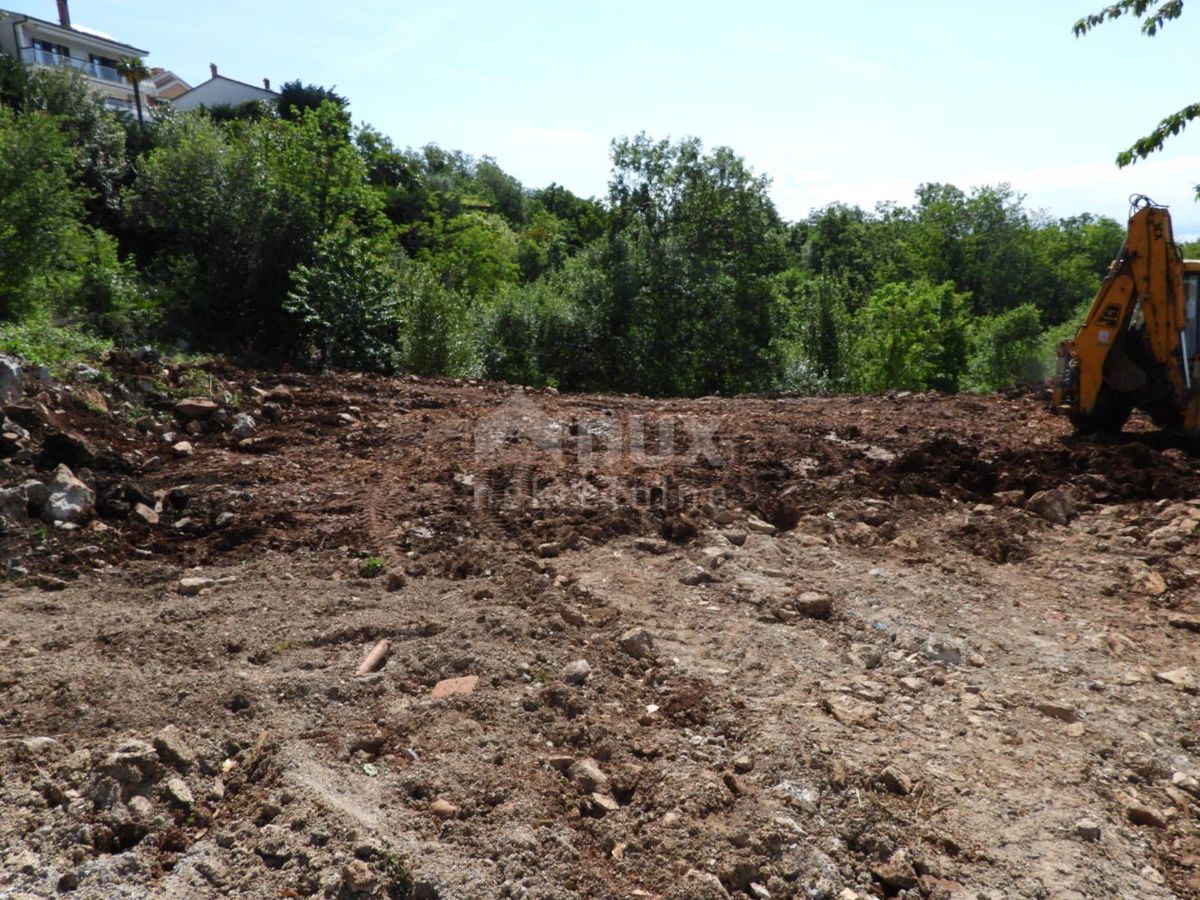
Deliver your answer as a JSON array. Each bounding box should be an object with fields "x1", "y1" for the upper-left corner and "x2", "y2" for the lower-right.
[
  {"x1": 966, "y1": 303, "x2": 1044, "y2": 391},
  {"x1": 393, "y1": 261, "x2": 475, "y2": 377},
  {"x1": 285, "y1": 228, "x2": 403, "y2": 372}
]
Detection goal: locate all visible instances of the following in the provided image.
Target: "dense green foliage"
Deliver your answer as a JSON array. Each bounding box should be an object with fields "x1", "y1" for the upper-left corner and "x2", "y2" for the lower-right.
[{"x1": 0, "y1": 63, "x2": 1128, "y2": 396}]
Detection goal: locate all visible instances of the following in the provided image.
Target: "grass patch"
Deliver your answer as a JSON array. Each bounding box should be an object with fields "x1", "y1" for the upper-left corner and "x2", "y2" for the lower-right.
[{"x1": 0, "y1": 314, "x2": 112, "y2": 375}]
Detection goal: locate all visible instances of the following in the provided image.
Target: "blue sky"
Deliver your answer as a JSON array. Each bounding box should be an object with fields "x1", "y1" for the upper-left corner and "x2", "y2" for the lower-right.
[{"x1": 54, "y1": 0, "x2": 1200, "y2": 231}]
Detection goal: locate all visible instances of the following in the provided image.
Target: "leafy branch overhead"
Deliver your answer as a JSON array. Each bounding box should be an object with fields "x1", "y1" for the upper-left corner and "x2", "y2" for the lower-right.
[{"x1": 1073, "y1": 1, "x2": 1197, "y2": 181}]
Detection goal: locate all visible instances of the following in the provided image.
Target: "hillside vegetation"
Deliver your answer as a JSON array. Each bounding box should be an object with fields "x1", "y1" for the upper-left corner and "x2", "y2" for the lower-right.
[{"x1": 0, "y1": 63, "x2": 1170, "y2": 395}]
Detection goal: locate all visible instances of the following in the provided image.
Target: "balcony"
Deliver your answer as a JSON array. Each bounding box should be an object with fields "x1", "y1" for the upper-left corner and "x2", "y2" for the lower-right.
[{"x1": 19, "y1": 47, "x2": 124, "y2": 84}]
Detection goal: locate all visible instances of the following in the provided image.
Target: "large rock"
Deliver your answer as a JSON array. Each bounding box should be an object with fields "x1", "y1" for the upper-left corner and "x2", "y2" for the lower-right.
[
  {"x1": 0, "y1": 355, "x2": 22, "y2": 403},
  {"x1": 42, "y1": 465, "x2": 95, "y2": 524}
]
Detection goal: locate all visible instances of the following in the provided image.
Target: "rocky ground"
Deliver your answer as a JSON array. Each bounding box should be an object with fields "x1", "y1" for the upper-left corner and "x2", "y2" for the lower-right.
[{"x1": 2, "y1": 352, "x2": 1200, "y2": 899}]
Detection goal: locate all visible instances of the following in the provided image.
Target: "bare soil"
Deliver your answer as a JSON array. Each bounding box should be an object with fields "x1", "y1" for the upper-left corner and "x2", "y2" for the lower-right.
[{"x1": 3, "y1": 359, "x2": 1200, "y2": 899}]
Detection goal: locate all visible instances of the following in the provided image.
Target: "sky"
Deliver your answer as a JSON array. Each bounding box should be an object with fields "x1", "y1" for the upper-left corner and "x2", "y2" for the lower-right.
[{"x1": 43, "y1": 0, "x2": 1200, "y2": 232}]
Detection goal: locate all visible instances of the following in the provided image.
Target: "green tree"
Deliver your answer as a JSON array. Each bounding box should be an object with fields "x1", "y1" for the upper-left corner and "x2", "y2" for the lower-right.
[
  {"x1": 278, "y1": 80, "x2": 348, "y2": 120},
  {"x1": 773, "y1": 269, "x2": 852, "y2": 391},
  {"x1": 0, "y1": 109, "x2": 84, "y2": 319},
  {"x1": 588, "y1": 134, "x2": 786, "y2": 395},
  {"x1": 852, "y1": 280, "x2": 971, "y2": 392},
  {"x1": 114, "y1": 56, "x2": 149, "y2": 127},
  {"x1": 285, "y1": 226, "x2": 401, "y2": 371},
  {"x1": 129, "y1": 102, "x2": 386, "y2": 354}
]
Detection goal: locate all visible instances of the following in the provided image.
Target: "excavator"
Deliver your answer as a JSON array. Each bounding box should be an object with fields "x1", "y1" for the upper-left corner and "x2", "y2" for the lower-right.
[{"x1": 1052, "y1": 195, "x2": 1200, "y2": 432}]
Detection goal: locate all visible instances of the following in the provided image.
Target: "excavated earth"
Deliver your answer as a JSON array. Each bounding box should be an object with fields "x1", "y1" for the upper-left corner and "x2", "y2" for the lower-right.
[{"x1": 3, "y1": 356, "x2": 1200, "y2": 899}]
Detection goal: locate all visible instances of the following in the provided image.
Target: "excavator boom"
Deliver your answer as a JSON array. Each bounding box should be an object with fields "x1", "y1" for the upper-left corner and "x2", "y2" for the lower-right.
[{"x1": 1051, "y1": 197, "x2": 1200, "y2": 432}]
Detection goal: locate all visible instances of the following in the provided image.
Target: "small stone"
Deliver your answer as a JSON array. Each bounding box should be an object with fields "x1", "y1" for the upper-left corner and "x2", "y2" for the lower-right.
[
  {"x1": 0, "y1": 354, "x2": 22, "y2": 404},
  {"x1": 429, "y1": 798, "x2": 458, "y2": 819},
  {"x1": 1126, "y1": 802, "x2": 1167, "y2": 828},
  {"x1": 569, "y1": 758, "x2": 608, "y2": 793},
  {"x1": 546, "y1": 755, "x2": 574, "y2": 773},
  {"x1": 633, "y1": 537, "x2": 670, "y2": 554},
  {"x1": 1173, "y1": 772, "x2": 1200, "y2": 797},
  {"x1": 1154, "y1": 667, "x2": 1196, "y2": 691},
  {"x1": 538, "y1": 541, "x2": 561, "y2": 558},
  {"x1": 57, "y1": 871, "x2": 80, "y2": 892},
  {"x1": 177, "y1": 576, "x2": 214, "y2": 596},
  {"x1": 725, "y1": 530, "x2": 747, "y2": 547},
  {"x1": 749, "y1": 884, "x2": 771, "y2": 900},
  {"x1": 1026, "y1": 488, "x2": 1076, "y2": 525},
  {"x1": 127, "y1": 795, "x2": 154, "y2": 818},
  {"x1": 878, "y1": 765, "x2": 913, "y2": 796},
  {"x1": 0, "y1": 485, "x2": 27, "y2": 519},
  {"x1": 713, "y1": 509, "x2": 737, "y2": 525},
  {"x1": 733, "y1": 754, "x2": 754, "y2": 774},
  {"x1": 386, "y1": 571, "x2": 405, "y2": 592},
  {"x1": 1075, "y1": 818, "x2": 1101, "y2": 841},
  {"x1": 42, "y1": 464, "x2": 95, "y2": 524},
  {"x1": 678, "y1": 562, "x2": 713, "y2": 586},
  {"x1": 618, "y1": 627, "x2": 655, "y2": 660},
  {"x1": 131, "y1": 503, "x2": 159, "y2": 526},
  {"x1": 174, "y1": 398, "x2": 218, "y2": 420},
  {"x1": 1139, "y1": 570, "x2": 1168, "y2": 596},
  {"x1": 794, "y1": 592, "x2": 832, "y2": 620},
  {"x1": 1064, "y1": 721, "x2": 1086, "y2": 738},
  {"x1": 871, "y1": 850, "x2": 918, "y2": 890},
  {"x1": 563, "y1": 659, "x2": 592, "y2": 685},
  {"x1": 430, "y1": 675, "x2": 478, "y2": 700},
  {"x1": 341, "y1": 859, "x2": 378, "y2": 894},
  {"x1": 22, "y1": 479, "x2": 49, "y2": 508},
  {"x1": 214, "y1": 511, "x2": 235, "y2": 528},
  {"x1": 141, "y1": 456, "x2": 164, "y2": 474},
  {"x1": 19, "y1": 736, "x2": 60, "y2": 758},
  {"x1": 587, "y1": 792, "x2": 620, "y2": 815},
  {"x1": 172, "y1": 440, "x2": 194, "y2": 457},
  {"x1": 164, "y1": 776, "x2": 194, "y2": 807},
  {"x1": 153, "y1": 725, "x2": 196, "y2": 771},
  {"x1": 560, "y1": 606, "x2": 589, "y2": 627},
  {"x1": 898, "y1": 676, "x2": 926, "y2": 693},
  {"x1": 746, "y1": 515, "x2": 777, "y2": 535},
  {"x1": 230, "y1": 413, "x2": 257, "y2": 440},
  {"x1": 1034, "y1": 702, "x2": 1080, "y2": 723}
]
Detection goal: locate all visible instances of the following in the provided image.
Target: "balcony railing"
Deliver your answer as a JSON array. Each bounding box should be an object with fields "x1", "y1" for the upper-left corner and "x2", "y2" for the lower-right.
[{"x1": 19, "y1": 47, "x2": 124, "y2": 84}]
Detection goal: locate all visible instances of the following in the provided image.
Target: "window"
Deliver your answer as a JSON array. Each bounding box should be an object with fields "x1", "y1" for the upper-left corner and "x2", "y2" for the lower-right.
[{"x1": 32, "y1": 39, "x2": 70, "y2": 57}]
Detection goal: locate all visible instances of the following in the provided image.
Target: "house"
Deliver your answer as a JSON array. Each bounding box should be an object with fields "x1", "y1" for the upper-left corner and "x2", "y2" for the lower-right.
[
  {"x1": 171, "y1": 64, "x2": 278, "y2": 112},
  {"x1": 0, "y1": 1, "x2": 157, "y2": 117},
  {"x1": 149, "y1": 67, "x2": 191, "y2": 102}
]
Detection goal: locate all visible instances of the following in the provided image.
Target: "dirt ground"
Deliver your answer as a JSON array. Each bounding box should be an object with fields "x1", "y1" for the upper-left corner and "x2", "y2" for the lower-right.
[{"x1": 3, "y1": 357, "x2": 1200, "y2": 899}]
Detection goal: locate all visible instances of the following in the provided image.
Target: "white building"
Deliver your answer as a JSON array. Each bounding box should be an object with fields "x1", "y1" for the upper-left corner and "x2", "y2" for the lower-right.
[
  {"x1": 0, "y1": 1, "x2": 156, "y2": 117},
  {"x1": 171, "y1": 64, "x2": 278, "y2": 112}
]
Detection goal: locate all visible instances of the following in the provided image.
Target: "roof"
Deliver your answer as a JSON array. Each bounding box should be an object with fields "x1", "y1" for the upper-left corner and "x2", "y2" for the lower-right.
[
  {"x1": 173, "y1": 74, "x2": 279, "y2": 103},
  {"x1": 0, "y1": 9, "x2": 148, "y2": 54}
]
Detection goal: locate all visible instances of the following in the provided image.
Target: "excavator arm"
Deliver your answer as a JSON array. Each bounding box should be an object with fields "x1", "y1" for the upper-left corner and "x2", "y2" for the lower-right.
[{"x1": 1052, "y1": 197, "x2": 1200, "y2": 432}]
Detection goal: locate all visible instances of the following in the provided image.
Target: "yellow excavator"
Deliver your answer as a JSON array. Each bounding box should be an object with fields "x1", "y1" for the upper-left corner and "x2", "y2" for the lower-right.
[{"x1": 1052, "y1": 195, "x2": 1200, "y2": 432}]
